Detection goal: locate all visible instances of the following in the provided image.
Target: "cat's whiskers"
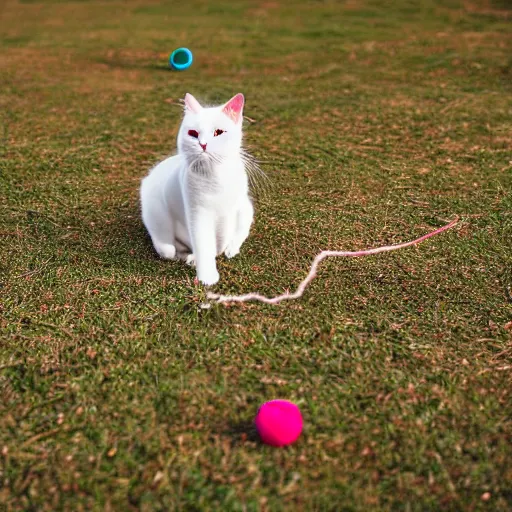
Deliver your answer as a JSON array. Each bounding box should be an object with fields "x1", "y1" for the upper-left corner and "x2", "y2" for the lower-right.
[{"x1": 240, "y1": 149, "x2": 272, "y2": 197}]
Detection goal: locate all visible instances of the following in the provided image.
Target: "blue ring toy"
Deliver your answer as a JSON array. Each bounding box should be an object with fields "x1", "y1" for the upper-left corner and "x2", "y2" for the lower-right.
[{"x1": 169, "y1": 47, "x2": 193, "y2": 71}]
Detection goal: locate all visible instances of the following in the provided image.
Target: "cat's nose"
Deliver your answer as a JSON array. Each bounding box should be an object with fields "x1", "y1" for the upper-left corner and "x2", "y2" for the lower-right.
[{"x1": 199, "y1": 142, "x2": 207, "y2": 151}]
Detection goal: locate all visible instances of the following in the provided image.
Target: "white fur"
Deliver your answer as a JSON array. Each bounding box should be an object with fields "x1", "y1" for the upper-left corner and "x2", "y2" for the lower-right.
[{"x1": 140, "y1": 93, "x2": 253, "y2": 286}]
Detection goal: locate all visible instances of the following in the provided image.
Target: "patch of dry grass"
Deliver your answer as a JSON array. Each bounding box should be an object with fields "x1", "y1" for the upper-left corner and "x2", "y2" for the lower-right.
[{"x1": 1, "y1": 0, "x2": 511, "y2": 510}]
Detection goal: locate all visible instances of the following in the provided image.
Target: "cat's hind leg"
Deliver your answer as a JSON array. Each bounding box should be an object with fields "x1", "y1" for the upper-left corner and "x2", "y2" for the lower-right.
[
  {"x1": 152, "y1": 240, "x2": 176, "y2": 260},
  {"x1": 141, "y1": 192, "x2": 177, "y2": 260},
  {"x1": 145, "y1": 220, "x2": 177, "y2": 260},
  {"x1": 224, "y1": 197, "x2": 254, "y2": 259}
]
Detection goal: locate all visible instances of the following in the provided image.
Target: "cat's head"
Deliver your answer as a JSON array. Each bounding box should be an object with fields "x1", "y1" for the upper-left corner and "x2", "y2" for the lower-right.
[{"x1": 177, "y1": 93, "x2": 244, "y2": 162}]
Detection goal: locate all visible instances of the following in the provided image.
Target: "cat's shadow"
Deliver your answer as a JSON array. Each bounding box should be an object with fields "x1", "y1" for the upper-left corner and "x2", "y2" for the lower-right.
[
  {"x1": 93, "y1": 209, "x2": 166, "y2": 269},
  {"x1": 93, "y1": 209, "x2": 204, "y2": 287}
]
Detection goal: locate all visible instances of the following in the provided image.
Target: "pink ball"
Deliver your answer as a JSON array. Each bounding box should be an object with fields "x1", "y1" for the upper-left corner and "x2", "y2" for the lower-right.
[{"x1": 255, "y1": 400, "x2": 303, "y2": 447}]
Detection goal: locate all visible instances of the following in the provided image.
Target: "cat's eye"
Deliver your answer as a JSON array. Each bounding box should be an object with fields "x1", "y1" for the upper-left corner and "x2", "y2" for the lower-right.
[
  {"x1": 214, "y1": 129, "x2": 225, "y2": 137},
  {"x1": 188, "y1": 130, "x2": 199, "y2": 138}
]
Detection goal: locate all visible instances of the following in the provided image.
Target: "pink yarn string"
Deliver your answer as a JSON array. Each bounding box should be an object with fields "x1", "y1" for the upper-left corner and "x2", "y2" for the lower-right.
[{"x1": 207, "y1": 217, "x2": 459, "y2": 305}]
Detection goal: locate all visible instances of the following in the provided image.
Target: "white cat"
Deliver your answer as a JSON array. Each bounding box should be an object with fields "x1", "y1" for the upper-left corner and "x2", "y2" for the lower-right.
[{"x1": 140, "y1": 93, "x2": 253, "y2": 286}]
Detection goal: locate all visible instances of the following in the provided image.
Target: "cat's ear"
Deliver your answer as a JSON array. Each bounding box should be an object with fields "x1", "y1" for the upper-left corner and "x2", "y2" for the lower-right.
[
  {"x1": 184, "y1": 93, "x2": 202, "y2": 114},
  {"x1": 222, "y1": 93, "x2": 244, "y2": 124}
]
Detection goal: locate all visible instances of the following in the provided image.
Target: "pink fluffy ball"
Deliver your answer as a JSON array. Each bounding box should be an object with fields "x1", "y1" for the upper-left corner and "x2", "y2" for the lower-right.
[{"x1": 255, "y1": 400, "x2": 303, "y2": 447}]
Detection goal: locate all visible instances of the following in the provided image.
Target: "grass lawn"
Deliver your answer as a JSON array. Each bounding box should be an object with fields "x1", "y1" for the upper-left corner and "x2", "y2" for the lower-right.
[{"x1": 1, "y1": 0, "x2": 511, "y2": 510}]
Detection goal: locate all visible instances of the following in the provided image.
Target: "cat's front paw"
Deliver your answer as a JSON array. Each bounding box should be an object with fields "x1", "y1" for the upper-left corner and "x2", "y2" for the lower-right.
[{"x1": 197, "y1": 268, "x2": 219, "y2": 286}]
